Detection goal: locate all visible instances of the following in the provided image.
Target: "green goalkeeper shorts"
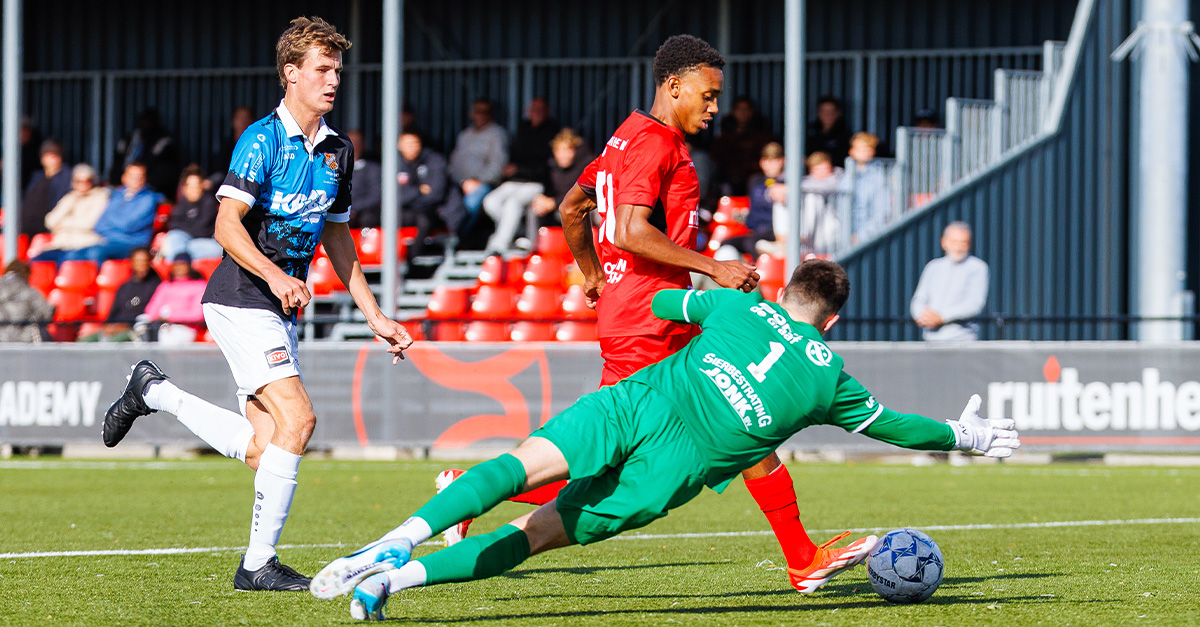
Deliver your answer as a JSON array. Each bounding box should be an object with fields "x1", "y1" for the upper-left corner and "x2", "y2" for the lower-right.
[{"x1": 531, "y1": 381, "x2": 709, "y2": 546}]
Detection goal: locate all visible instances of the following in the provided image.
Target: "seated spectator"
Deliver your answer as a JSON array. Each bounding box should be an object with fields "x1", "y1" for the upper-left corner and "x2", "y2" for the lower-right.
[
  {"x1": 806, "y1": 96, "x2": 852, "y2": 165},
  {"x1": 910, "y1": 222, "x2": 989, "y2": 341},
  {"x1": 482, "y1": 97, "x2": 561, "y2": 252},
  {"x1": 210, "y1": 105, "x2": 254, "y2": 185},
  {"x1": 160, "y1": 165, "x2": 222, "y2": 260},
  {"x1": 843, "y1": 132, "x2": 892, "y2": 243},
  {"x1": 20, "y1": 140, "x2": 72, "y2": 237},
  {"x1": 913, "y1": 108, "x2": 940, "y2": 129},
  {"x1": 64, "y1": 162, "x2": 163, "y2": 265},
  {"x1": 742, "y1": 142, "x2": 786, "y2": 256},
  {"x1": 31, "y1": 164, "x2": 110, "y2": 265},
  {"x1": 711, "y1": 96, "x2": 775, "y2": 195},
  {"x1": 78, "y1": 247, "x2": 160, "y2": 343},
  {"x1": 798, "y1": 151, "x2": 845, "y2": 255},
  {"x1": 397, "y1": 129, "x2": 459, "y2": 260},
  {"x1": 0, "y1": 260, "x2": 54, "y2": 343},
  {"x1": 530, "y1": 128, "x2": 593, "y2": 233},
  {"x1": 447, "y1": 99, "x2": 509, "y2": 241},
  {"x1": 108, "y1": 107, "x2": 181, "y2": 195},
  {"x1": 139, "y1": 252, "x2": 207, "y2": 345},
  {"x1": 346, "y1": 129, "x2": 383, "y2": 228}
]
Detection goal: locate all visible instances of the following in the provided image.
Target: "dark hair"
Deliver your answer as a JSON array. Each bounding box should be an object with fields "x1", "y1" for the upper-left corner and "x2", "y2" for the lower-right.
[
  {"x1": 652, "y1": 35, "x2": 725, "y2": 86},
  {"x1": 816, "y1": 95, "x2": 844, "y2": 111},
  {"x1": 130, "y1": 246, "x2": 152, "y2": 259},
  {"x1": 780, "y1": 259, "x2": 850, "y2": 322},
  {"x1": 125, "y1": 161, "x2": 148, "y2": 173},
  {"x1": 39, "y1": 139, "x2": 64, "y2": 157},
  {"x1": 4, "y1": 259, "x2": 31, "y2": 281},
  {"x1": 179, "y1": 163, "x2": 206, "y2": 186}
]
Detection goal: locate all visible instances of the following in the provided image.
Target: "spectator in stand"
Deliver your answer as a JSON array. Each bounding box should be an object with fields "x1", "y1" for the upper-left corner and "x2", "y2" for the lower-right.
[
  {"x1": 843, "y1": 132, "x2": 892, "y2": 243},
  {"x1": 140, "y1": 252, "x2": 208, "y2": 345},
  {"x1": 346, "y1": 129, "x2": 383, "y2": 228},
  {"x1": 910, "y1": 221, "x2": 989, "y2": 341},
  {"x1": 447, "y1": 98, "x2": 509, "y2": 235},
  {"x1": 79, "y1": 247, "x2": 160, "y2": 342},
  {"x1": 798, "y1": 151, "x2": 845, "y2": 256},
  {"x1": 397, "y1": 128, "x2": 458, "y2": 260},
  {"x1": 806, "y1": 96, "x2": 852, "y2": 166},
  {"x1": 160, "y1": 165, "x2": 222, "y2": 260},
  {"x1": 0, "y1": 260, "x2": 54, "y2": 343},
  {"x1": 687, "y1": 139, "x2": 718, "y2": 216},
  {"x1": 30, "y1": 164, "x2": 110, "y2": 264},
  {"x1": 482, "y1": 97, "x2": 561, "y2": 252},
  {"x1": 529, "y1": 128, "x2": 593, "y2": 232},
  {"x1": 711, "y1": 96, "x2": 774, "y2": 195},
  {"x1": 66, "y1": 162, "x2": 163, "y2": 265},
  {"x1": 18, "y1": 117, "x2": 44, "y2": 191},
  {"x1": 913, "y1": 108, "x2": 940, "y2": 129},
  {"x1": 210, "y1": 106, "x2": 255, "y2": 186},
  {"x1": 734, "y1": 142, "x2": 786, "y2": 257},
  {"x1": 108, "y1": 107, "x2": 181, "y2": 195},
  {"x1": 20, "y1": 140, "x2": 72, "y2": 237}
]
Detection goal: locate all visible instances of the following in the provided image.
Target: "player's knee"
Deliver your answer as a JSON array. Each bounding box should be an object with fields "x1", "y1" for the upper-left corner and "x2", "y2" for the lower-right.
[{"x1": 277, "y1": 411, "x2": 316, "y2": 447}]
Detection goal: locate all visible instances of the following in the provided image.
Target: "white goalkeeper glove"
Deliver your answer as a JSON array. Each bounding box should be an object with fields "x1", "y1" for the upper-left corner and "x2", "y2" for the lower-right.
[{"x1": 947, "y1": 394, "x2": 1021, "y2": 458}]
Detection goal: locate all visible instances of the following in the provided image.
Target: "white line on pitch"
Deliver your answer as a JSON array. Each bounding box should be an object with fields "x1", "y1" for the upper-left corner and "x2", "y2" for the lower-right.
[{"x1": 3, "y1": 517, "x2": 1199, "y2": 559}]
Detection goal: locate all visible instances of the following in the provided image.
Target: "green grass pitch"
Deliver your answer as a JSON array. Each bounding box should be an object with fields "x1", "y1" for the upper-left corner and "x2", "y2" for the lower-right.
[{"x1": 2, "y1": 459, "x2": 1198, "y2": 626}]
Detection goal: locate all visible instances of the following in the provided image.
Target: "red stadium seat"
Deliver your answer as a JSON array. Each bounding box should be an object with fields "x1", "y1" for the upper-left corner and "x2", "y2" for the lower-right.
[
  {"x1": 522, "y1": 255, "x2": 565, "y2": 288},
  {"x1": 561, "y1": 284, "x2": 597, "y2": 319},
  {"x1": 398, "y1": 320, "x2": 427, "y2": 342},
  {"x1": 556, "y1": 320, "x2": 598, "y2": 342},
  {"x1": 11, "y1": 233, "x2": 37, "y2": 260},
  {"x1": 151, "y1": 231, "x2": 169, "y2": 256},
  {"x1": 464, "y1": 321, "x2": 510, "y2": 342},
  {"x1": 534, "y1": 226, "x2": 571, "y2": 259},
  {"x1": 707, "y1": 223, "x2": 753, "y2": 251},
  {"x1": 477, "y1": 255, "x2": 524, "y2": 286},
  {"x1": 755, "y1": 253, "x2": 787, "y2": 286},
  {"x1": 356, "y1": 228, "x2": 382, "y2": 266},
  {"x1": 515, "y1": 285, "x2": 562, "y2": 319},
  {"x1": 714, "y1": 196, "x2": 750, "y2": 225},
  {"x1": 28, "y1": 261, "x2": 56, "y2": 296},
  {"x1": 93, "y1": 288, "x2": 117, "y2": 321},
  {"x1": 96, "y1": 260, "x2": 132, "y2": 290},
  {"x1": 54, "y1": 260, "x2": 99, "y2": 295},
  {"x1": 470, "y1": 285, "x2": 517, "y2": 318},
  {"x1": 426, "y1": 286, "x2": 471, "y2": 319},
  {"x1": 307, "y1": 256, "x2": 343, "y2": 296},
  {"x1": 48, "y1": 288, "x2": 88, "y2": 322},
  {"x1": 193, "y1": 257, "x2": 222, "y2": 280},
  {"x1": 510, "y1": 321, "x2": 557, "y2": 342},
  {"x1": 429, "y1": 321, "x2": 465, "y2": 341},
  {"x1": 153, "y1": 203, "x2": 173, "y2": 233}
]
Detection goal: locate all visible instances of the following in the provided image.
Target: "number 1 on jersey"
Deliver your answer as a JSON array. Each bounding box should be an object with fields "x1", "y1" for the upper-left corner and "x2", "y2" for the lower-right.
[{"x1": 747, "y1": 341, "x2": 785, "y2": 383}]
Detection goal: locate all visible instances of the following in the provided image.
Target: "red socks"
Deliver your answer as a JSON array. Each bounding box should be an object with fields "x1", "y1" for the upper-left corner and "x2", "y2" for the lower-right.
[
  {"x1": 743, "y1": 464, "x2": 817, "y2": 568},
  {"x1": 509, "y1": 480, "x2": 568, "y2": 505}
]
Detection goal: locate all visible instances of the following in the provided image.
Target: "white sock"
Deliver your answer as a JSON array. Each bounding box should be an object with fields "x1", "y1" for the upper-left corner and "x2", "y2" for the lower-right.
[
  {"x1": 383, "y1": 561, "x2": 427, "y2": 592},
  {"x1": 380, "y1": 517, "x2": 433, "y2": 547},
  {"x1": 244, "y1": 444, "x2": 302, "y2": 571},
  {"x1": 145, "y1": 381, "x2": 256, "y2": 462}
]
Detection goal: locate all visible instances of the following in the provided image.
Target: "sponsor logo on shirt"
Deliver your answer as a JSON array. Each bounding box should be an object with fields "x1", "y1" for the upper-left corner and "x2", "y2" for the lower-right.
[
  {"x1": 701, "y1": 353, "x2": 772, "y2": 429},
  {"x1": 264, "y1": 346, "x2": 292, "y2": 369},
  {"x1": 270, "y1": 189, "x2": 334, "y2": 217},
  {"x1": 606, "y1": 136, "x2": 630, "y2": 151},
  {"x1": 750, "y1": 303, "x2": 804, "y2": 344},
  {"x1": 806, "y1": 340, "x2": 833, "y2": 367},
  {"x1": 603, "y1": 258, "x2": 627, "y2": 285}
]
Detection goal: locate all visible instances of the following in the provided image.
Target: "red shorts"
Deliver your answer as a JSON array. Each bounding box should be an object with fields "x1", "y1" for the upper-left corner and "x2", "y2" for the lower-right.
[{"x1": 598, "y1": 330, "x2": 698, "y2": 387}]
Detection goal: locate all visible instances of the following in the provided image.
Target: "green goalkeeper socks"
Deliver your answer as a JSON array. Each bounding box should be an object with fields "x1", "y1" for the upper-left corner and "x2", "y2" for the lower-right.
[
  {"x1": 412, "y1": 453, "x2": 527, "y2": 535},
  {"x1": 417, "y1": 524, "x2": 531, "y2": 584}
]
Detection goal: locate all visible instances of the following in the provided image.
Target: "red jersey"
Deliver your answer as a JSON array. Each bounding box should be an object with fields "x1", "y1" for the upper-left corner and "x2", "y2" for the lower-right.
[{"x1": 578, "y1": 110, "x2": 701, "y2": 338}]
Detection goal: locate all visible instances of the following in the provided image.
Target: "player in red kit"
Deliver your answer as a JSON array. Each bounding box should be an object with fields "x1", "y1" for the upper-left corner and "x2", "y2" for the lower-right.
[{"x1": 438, "y1": 35, "x2": 873, "y2": 593}]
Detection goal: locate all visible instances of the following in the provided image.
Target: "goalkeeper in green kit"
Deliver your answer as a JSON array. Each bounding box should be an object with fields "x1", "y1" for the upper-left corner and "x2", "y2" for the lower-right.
[{"x1": 311, "y1": 259, "x2": 1021, "y2": 619}]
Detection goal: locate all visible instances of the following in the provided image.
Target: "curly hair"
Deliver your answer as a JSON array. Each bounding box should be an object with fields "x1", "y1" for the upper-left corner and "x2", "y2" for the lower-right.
[
  {"x1": 276, "y1": 16, "x2": 352, "y2": 89},
  {"x1": 652, "y1": 35, "x2": 725, "y2": 86}
]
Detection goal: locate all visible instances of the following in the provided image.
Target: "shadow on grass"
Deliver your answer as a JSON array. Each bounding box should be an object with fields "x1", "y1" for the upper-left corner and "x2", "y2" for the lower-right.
[{"x1": 500, "y1": 561, "x2": 724, "y2": 578}]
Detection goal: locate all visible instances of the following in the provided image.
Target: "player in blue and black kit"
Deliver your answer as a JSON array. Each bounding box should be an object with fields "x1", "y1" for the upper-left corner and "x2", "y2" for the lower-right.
[{"x1": 100, "y1": 17, "x2": 413, "y2": 591}]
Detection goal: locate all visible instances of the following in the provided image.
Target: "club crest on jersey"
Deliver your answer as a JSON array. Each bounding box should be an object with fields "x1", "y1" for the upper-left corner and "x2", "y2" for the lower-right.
[
  {"x1": 323, "y1": 152, "x2": 339, "y2": 172},
  {"x1": 264, "y1": 346, "x2": 292, "y2": 369},
  {"x1": 806, "y1": 339, "x2": 833, "y2": 367}
]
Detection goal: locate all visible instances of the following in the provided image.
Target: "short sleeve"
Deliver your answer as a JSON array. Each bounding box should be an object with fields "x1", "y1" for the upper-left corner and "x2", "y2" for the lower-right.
[
  {"x1": 651, "y1": 288, "x2": 743, "y2": 325},
  {"x1": 325, "y1": 141, "x2": 354, "y2": 224},
  {"x1": 217, "y1": 129, "x2": 274, "y2": 207},
  {"x1": 613, "y1": 132, "x2": 672, "y2": 208},
  {"x1": 825, "y1": 371, "x2": 888, "y2": 433},
  {"x1": 577, "y1": 155, "x2": 602, "y2": 196}
]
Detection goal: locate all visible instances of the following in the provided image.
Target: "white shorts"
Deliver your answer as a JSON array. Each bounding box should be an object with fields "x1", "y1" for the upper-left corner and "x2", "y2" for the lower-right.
[{"x1": 203, "y1": 303, "x2": 302, "y2": 398}]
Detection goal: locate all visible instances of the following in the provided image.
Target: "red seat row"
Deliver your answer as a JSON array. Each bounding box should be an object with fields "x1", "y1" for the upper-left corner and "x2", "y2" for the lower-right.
[
  {"x1": 427, "y1": 284, "x2": 596, "y2": 321},
  {"x1": 427, "y1": 320, "x2": 597, "y2": 342}
]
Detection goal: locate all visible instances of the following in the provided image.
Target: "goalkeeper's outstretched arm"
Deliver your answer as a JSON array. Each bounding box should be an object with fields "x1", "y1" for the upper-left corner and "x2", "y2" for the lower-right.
[{"x1": 859, "y1": 395, "x2": 1020, "y2": 458}]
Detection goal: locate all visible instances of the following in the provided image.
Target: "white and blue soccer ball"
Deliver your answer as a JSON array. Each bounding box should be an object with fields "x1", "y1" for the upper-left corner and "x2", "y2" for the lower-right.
[{"x1": 866, "y1": 528, "x2": 944, "y2": 603}]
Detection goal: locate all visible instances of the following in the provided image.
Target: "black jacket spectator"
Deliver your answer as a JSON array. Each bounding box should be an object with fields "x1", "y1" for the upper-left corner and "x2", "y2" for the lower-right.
[
  {"x1": 108, "y1": 270, "x2": 162, "y2": 324},
  {"x1": 167, "y1": 194, "x2": 219, "y2": 239}
]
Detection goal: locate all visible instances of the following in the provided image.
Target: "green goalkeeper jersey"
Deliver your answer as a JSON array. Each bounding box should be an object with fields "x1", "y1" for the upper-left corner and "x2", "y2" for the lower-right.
[{"x1": 628, "y1": 289, "x2": 956, "y2": 491}]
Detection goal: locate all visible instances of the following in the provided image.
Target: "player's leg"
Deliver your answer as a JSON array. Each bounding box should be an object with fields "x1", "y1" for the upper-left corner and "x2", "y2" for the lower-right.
[
  {"x1": 741, "y1": 453, "x2": 875, "y2": 593},
  {"x1": 240, "y1": 396, "x2": 276, "y2": 471}
]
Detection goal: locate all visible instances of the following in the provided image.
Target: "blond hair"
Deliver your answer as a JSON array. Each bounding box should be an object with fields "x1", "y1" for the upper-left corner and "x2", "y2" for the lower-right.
[
  {"x1": 805, "y1": 151, "x2": 831, "y2": 169},
  {"x1": 850, "y1": 132, "x2": 879, "y2": 149},
  {"x1": 276, "y1": 16, "x2": 352, "y2": 89},
  {"x1": 550, "y1": 128, "x2": 584, "y2": 150}
]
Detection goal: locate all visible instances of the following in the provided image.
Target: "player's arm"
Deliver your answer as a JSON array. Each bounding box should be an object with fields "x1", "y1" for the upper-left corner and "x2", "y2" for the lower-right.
[
  {"x1": 613, "y1": 203, "x2": 759, "y2": 292},
  {"x1": 320, "y1": 223, "x2": 412, "y2": 363},
  {"x1": 213, "y1": 198, "x2": 311, "y2": 316},
  {"x1": 650, "y1": 288, "x2": 741, "y2": 325},
  {"x1": 558, "y1": 183, "x2": 602, "y2": 307},
  {"x1": 829, "y1": 372, "x2": 1020, "y2": 457}
]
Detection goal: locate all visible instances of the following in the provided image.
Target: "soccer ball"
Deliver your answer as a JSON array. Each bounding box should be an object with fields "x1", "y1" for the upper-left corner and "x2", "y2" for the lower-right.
[{"x1": 866, "y1": 528, "x2": 944, "y2": 603}]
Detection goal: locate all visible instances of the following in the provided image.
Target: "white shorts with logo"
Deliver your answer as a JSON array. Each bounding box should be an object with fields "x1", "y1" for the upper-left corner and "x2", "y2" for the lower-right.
[{"x1": 203, "y1": 303, "x2": 302, "y2": 399}]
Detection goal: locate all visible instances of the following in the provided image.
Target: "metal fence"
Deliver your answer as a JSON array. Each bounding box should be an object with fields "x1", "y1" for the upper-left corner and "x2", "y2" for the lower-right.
[{"x1": 20, "y1": 46, "x2": 1047, "y2": 178}]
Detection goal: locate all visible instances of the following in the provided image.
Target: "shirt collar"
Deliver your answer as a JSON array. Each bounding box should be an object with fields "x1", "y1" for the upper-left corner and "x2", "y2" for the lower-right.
[{"x1": 276, "y1": 100, "x2": 337, "y2": 153}]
